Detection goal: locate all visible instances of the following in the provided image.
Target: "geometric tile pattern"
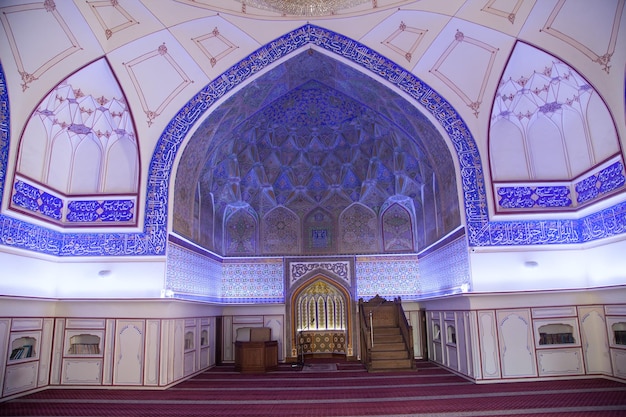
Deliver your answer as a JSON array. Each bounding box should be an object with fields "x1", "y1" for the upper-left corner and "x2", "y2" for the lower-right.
[
  {"x1": 417, "y1": 235, "x2": 471, "y2": 297},
  {"x1": 221, "y1": 260, "x2": 284, "y2": 302},
  {"x1": 165, "y1": 240, "x2": 222, "y2": 299},
  {"x1": 355, "y1": 256, "x2": 421, "y2": 300},
  {"x1": 0, "y1": 25, "x2": 625, "y2": 258}
]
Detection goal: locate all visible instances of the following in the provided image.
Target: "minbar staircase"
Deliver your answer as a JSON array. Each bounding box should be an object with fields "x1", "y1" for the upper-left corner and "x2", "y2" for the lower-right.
[{"x1": 360, "y1": 295, "x2": 415, "y2": 372}]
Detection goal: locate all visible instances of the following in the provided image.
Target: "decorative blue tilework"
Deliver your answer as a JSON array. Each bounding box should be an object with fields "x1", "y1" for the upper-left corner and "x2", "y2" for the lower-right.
[
  {"x1": 577, "y1": 161, "x2": 625, "y2": 204},
  {"x1": 356, "y1": 256, "x2": 421, "y2": 300},
  {"x1": 0, "y1": 26, "x2": 625, "y2": 258},
  {"x1": 166, "y1": 241, "x2": 222, "y2": 298},
  {"x1": 221, "y1": 261, "x2": 284, "y2": 302},
  {"x1": 497, "y1": 185, "x2": 572, "y2": 209},
  {"x1": 418, "y1": 236, "x2": 470, "y2": 297},
  {"x1": 10, "y1": 177, "x2": 135, "y2": 224},
  {"x1": 68, "y1": 199, "x2": 135, "y2": 223},
  {"x1": 12, "y1": 180, "x2": 63, "y2": 220},
  {"x1": 497, "y1": 161, "x2": 624, "y2": 210}
]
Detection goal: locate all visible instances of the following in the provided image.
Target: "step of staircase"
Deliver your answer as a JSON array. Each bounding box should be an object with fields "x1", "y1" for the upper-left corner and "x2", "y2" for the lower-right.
[
  {"x1": 373, "y1": 327, "x2": 401, "y2": 335},
  {"x1": 371, "y1": 349, "x2": 409, "y2": 360},
  {"x1": 368, "y1": 358, "x2": 414, "y2": 371},
  {"x1": 373, "y1": 334, "x2": 403, "y2": 343},
  {"x1": 368, "y1": 326, "x2": 414, "y2": 371},
  {"x1": 371, "y1": 341, "x2": 406, "y2": 351}
]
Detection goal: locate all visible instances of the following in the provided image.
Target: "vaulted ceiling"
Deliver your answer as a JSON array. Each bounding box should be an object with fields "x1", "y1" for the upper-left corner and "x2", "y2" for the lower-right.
[
  {"x1": 174, "y1": 50, "x2": 459, "y2": 255},
  {"x1": 0, "y1": 0, "x2": 624, "y2": 258}
]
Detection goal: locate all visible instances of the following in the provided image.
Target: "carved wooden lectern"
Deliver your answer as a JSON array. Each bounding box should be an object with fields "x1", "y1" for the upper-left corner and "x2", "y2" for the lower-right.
[{"x1": 234, "y1": 327, "x2": 278, "y2": 373}]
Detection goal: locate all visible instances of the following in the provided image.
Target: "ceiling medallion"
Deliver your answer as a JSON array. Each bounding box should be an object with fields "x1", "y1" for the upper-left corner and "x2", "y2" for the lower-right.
[{"x1": 241, "y1": 0, "x2": 372, "y2": 16}]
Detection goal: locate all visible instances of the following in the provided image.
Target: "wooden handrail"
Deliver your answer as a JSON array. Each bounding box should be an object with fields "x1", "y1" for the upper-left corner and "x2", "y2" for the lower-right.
[
  {"x1": 359, "y1": 295, "x2": 414, "y2": 370},
  {"x1": 359, "y1": 299, "x2": 372, "y2": 367}
]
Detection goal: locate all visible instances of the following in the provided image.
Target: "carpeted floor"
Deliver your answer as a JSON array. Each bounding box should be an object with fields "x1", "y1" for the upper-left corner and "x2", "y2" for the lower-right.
[{"x1": 1, "y1": 360, "x2": 625, "y2": 416}]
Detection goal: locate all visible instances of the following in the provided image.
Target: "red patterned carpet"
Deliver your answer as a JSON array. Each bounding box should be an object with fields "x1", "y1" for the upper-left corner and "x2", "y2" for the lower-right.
[{"x1": 1, "y1": 360, "x2": 626, "y2": 416}]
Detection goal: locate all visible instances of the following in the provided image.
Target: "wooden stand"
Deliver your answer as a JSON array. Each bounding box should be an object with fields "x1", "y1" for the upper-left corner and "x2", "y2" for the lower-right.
[{"x1": 234, "y1": 340, "x2": 278, "y2": 373}]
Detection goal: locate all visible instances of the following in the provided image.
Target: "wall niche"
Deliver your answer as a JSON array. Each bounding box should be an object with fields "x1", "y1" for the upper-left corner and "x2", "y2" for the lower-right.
[
  {"x1": 538, "y1": 323, "x2": 575, "y2": 345},
  {"x1": 612, "y1": 322, "x2": 626, "y2": 345}
]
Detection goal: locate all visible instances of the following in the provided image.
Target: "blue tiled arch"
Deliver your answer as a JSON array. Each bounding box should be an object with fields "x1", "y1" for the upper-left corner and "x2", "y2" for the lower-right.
[{"x1": 0, "y1": 24, "x2": 624, "y2": 257}]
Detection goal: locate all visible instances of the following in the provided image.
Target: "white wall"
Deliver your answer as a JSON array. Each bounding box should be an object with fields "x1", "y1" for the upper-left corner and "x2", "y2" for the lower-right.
[
  {"x1": 469, "y1": 238, "x2": 626, "y2": 293},
  {"x1": 0, "y1": 251, "x2": 166, "y2": 298}
]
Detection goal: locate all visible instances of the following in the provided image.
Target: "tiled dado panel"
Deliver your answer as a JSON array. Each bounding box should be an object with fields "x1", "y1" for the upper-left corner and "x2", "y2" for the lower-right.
[
  {"x1": 221, "y1": 260, "x2": 284, "y2": 303},
  {"x1": 355, "y1": 256, "x2": 420, "y2": 300},
  {"x1": 1, "y1": 26, "x2": 625, "y2": 258},
  {"x1": 165, "y1": 238, "x2": 222, "y2": 301},
  {"x1": 417, "y1": 235, "x2": 470, "y2": 297}
]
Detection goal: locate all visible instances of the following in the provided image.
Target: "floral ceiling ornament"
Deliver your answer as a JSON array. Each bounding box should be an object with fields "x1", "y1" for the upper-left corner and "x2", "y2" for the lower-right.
[{"x1": 240, "y1": 0, "x2": 371, "y2": 16}]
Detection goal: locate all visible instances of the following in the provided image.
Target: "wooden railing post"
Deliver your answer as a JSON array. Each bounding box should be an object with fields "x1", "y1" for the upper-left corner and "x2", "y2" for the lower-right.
[
  {"x1": 358, "y1": 298, "x2": 372, "y2": 369},
  {"x1": 394, "y1": 297, "x2": 415, "y2": 368}
]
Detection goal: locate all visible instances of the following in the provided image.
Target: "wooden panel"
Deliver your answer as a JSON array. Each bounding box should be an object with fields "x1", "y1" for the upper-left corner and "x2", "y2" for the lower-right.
[
  {"x1": 222, "y1": 316, "x2": 234, "y2": 362},
  {"x1": 610, "y1": 348, "x2": 626, "y2": 378},
  {"x1": 11, "y1": 318, "x2": 43, "y2": 331},
  {"x1": 531, "y1": 306, "x2": 577, "y2": 318},
  {"x1": 37, "y1": 318, "x2": 54, "y2": 387},
  {"x1": 61, "y1": 359, "x2": 102, "y2": 385},
  {"x1": 578, "y1": 306, "x2": 612, "y2": 375},
  {"x1": 144, "y1": 319, "x2": 160, "y2": 386},
  {"x1": 103, "y1": 319, "x2": 115, "y2": 385},
  {"x1": 200, "y1": 346, "x2": 210, "y2": 369},
  {"x1": 50, "y1": 319, "x2": 65, "y2": 385},
  {"x1": 184, "y1": 351, "x2": 196, "y2": 376},
  {"x1": 605, "y1": 305, "x2": 626, "y2": 316},
  {"x1": 477, "y1": 310, "x2": 500, "y2": 379},
  {"x1": 66, "y1": 319, "x2": 106, "y2": 329},
  {"x1": 537, "y1": 348, "x2": 584, "y2": 376},
  {"x1": 497, "y1": 309, "x2": 537, "y2": 378},
  {"x1": 3, "y1": 361, "x2": 38, "y2": 396},
  {"x1": 113, "y1": 320, "x2": 144, "y2": 386},
  {"x1": 235, "y1": 341, "x2": 278, "y2": 373},
  {"x1": 173, "y1": 319, "x2": 184, "y2": 381},
  {"x1": 159, "y1": 320, "x2": 172, "y2": 386},
  {"x1": 0, "y1": 319, "x2": 10, "y2": 396}
]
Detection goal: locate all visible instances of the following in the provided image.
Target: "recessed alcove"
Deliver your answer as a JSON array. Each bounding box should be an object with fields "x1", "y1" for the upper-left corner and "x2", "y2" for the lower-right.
[
  {"x1": 612, "y1": 322, "x2": 626, "y2": 345},
  {"x1": 67, "y1": 334, "x2": 101, "y2": 355},
  {"x1": 9, "y1": 336, "x2": 36, "y2": 361},
  {"x1": 433, "y1": 323, "x2": 441, "y2": 341},
  {"x1": 538, "y1": 323, "x2": 575, "y2": 345},
  {"x1": 447, "y1": 324, "x2": 456, "y2": 345},
  {"x1": 184, "y1": 331, "x2": 194, "y2": 351}
]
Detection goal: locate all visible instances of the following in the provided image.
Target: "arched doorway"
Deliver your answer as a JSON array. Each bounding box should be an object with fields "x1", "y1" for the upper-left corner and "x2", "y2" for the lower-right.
[{"x1": 290, "y1": 275, "x2": 352, "y2": 359}]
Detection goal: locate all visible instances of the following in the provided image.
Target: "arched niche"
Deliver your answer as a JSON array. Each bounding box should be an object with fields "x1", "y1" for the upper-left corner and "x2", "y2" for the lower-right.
[
  {"x1": 381, "y1": 199, "x2": 416, "y2": 252},
  {"x1": 338, "y1": 202, "x2": 378, "y2": 253},
  {"x1": 261, "y1": 206, "x2": 301, "y2": 255},
  {"x1": 173, "y1": 36, "x2": 459, "y2": 257},
  {"x1": 290, "y1": 275, "x2": 352, "y2": 358},
  {"x1": 223, "y1": 203, "x2": 258, "y2": 256}
]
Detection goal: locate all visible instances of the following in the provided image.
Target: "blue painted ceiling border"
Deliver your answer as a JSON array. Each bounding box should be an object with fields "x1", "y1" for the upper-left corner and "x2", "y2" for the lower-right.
[{"x1": 0, "y1": 24, "x2": 624, "y2": 257}]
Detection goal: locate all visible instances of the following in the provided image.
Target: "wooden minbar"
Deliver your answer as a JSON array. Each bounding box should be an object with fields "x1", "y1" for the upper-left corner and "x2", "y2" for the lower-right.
[{"x1": 234, "y1": 327, "x2": 278, "y2": 373}]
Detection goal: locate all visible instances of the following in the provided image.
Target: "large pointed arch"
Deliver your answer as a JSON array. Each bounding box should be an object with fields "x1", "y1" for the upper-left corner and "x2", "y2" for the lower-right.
[{"x1": 1, "y1": 25, "x2": 625, "y2": 257}]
